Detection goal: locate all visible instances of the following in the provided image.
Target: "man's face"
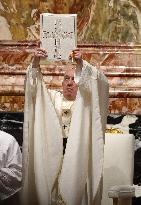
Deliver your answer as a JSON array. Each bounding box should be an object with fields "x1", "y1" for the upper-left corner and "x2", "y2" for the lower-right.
[{"x1": 62, "y1": 69, "x2": 78, "y2": 101}]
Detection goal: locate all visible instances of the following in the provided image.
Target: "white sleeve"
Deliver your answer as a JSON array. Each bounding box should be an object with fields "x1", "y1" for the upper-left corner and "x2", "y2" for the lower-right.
[
  {"x1": 0, "y1": 138, "x2": 22, "y2": 200},
  {"x1": 76, "y1": 60, "x2": 109, "y2": 136},
  {"x1": 74, "y1": 60, "x2": 98, "y2": 84}
]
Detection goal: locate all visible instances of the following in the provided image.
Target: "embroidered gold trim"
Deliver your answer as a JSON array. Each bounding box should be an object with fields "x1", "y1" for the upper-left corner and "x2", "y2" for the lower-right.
[
  {"x1": 56, "y1": 193, "x2": 66, "y2": 205},
  {"x1": 106, "y1": 128, "x2": 124, "y2": 134}
]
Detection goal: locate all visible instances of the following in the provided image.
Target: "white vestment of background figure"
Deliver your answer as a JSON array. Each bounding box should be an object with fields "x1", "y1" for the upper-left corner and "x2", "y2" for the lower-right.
[{"x1": 0, "y1": 131, "x2": 22, "y2": 201}]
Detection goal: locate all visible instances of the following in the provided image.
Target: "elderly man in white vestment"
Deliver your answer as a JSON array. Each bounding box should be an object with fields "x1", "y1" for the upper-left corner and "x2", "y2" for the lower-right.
[
  {"x1": 0, "y1": 130, "x2": 22, "y2": 203},
  {"x1": 21, "y1": 47, "x2": 109, "y2": 205}
]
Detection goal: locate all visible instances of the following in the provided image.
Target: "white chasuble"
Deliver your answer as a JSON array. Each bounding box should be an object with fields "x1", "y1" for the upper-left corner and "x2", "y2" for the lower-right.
[{"x1": 21, "y1": 60, "x2": 109, "y2": 205}]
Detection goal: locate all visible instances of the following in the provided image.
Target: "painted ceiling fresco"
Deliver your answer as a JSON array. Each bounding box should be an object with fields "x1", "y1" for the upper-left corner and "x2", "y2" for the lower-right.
[{"x1": 0, "y1": 0, "x2": 141, "y2": 43}]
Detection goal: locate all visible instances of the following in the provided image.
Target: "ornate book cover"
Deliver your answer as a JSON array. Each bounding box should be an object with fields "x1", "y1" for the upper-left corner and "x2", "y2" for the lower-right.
[{"x1": 40, "y1": 13, "x2": 77, "y2": 61}]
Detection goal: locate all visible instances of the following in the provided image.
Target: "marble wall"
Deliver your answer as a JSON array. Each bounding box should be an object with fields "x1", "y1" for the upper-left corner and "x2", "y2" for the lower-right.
[
  {"x1": 0, "y1": 0, "x2": 141, "y2": 114},
  {"x1": 0, "y1": 42, "x2": 141, "y2": 114},
  {"x1": 0, "y1": 1, "x2": 141, "y2": 114}
]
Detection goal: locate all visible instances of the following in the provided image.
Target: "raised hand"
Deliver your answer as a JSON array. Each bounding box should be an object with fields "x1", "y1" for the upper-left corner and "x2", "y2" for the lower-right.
[
  {"x1": 32, "y1": 48, "x2": 48, "y2": 67},
  {"x1": 69, "y1": 48, "x2": 83, "y2": 65}
]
